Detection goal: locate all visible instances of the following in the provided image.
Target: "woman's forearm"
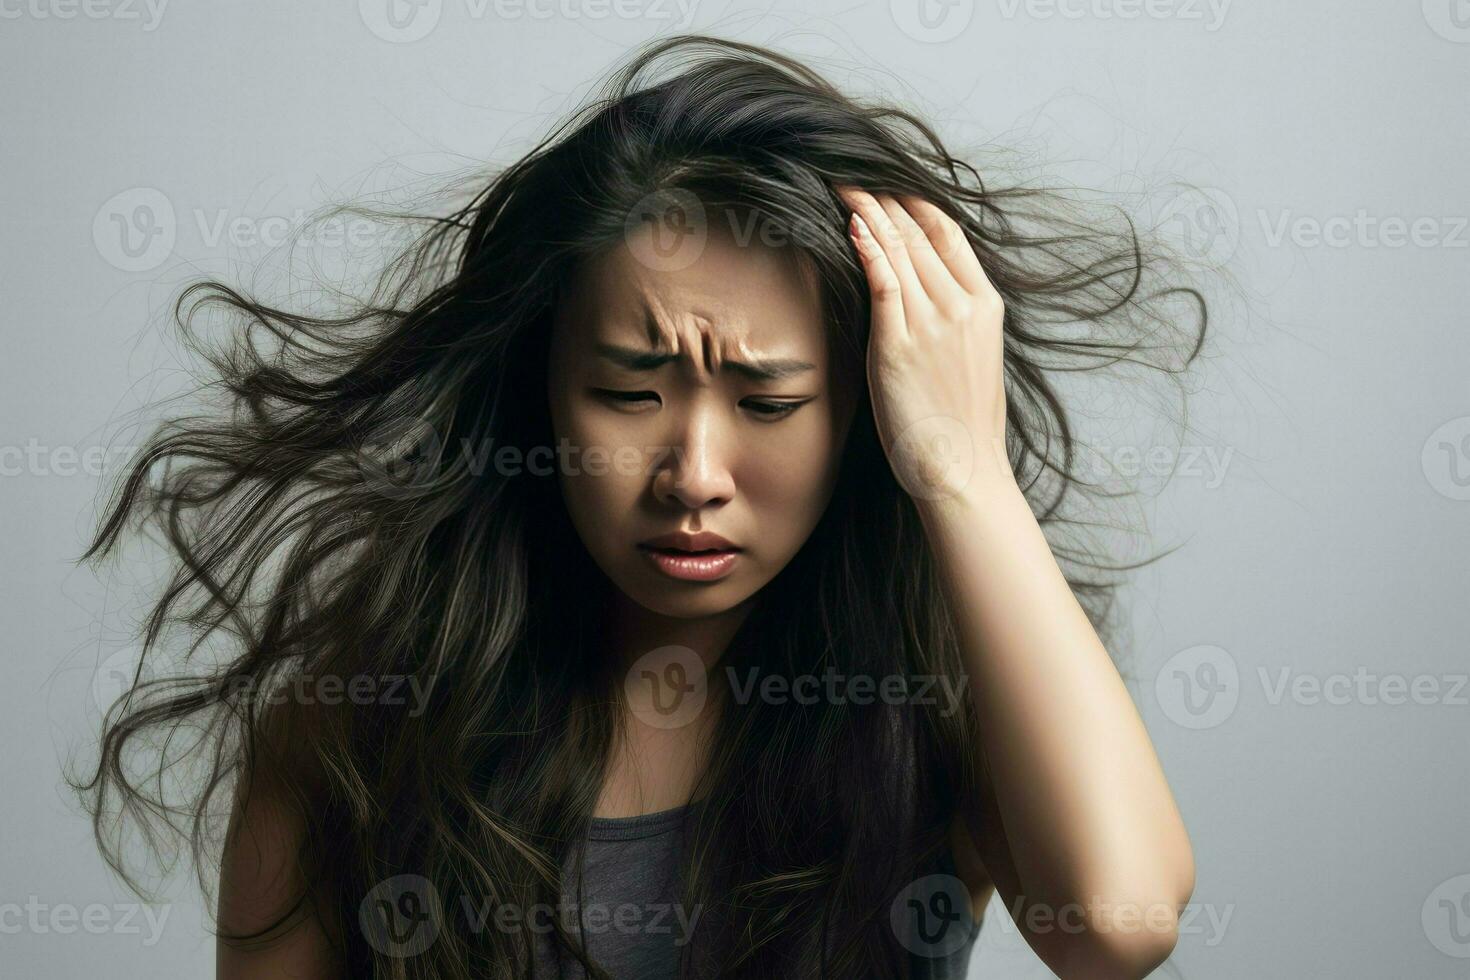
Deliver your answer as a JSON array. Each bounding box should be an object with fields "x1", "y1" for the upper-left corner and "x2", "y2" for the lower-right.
[{"x1": 917, "y1": 468, "x2": 1196, "y2": 969}]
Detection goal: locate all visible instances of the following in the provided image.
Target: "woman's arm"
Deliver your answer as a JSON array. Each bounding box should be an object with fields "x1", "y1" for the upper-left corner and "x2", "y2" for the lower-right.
[
  {"x1": 838, "y1": 186, "x2": 1195, "y2": 979},
  {"x1": 926, "y1": 475, "x2": 1194, "y2": 978}
]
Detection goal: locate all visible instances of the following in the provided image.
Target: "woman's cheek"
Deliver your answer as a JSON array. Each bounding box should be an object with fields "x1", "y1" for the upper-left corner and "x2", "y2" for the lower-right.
[
  {"x1": 746, "y1": 420, "x2": 836, "y2": 512},
  {"x1": 565, "y1": 416, "x2": 653, "y2": 508}
]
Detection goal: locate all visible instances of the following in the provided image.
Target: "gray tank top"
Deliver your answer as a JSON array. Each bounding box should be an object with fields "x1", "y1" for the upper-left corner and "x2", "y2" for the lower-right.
[{"x1": 532, "y1": 802, "x2": 979, "y2": 978}]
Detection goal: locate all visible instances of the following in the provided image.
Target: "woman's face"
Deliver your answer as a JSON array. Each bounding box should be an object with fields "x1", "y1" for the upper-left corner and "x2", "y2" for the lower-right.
[{"x1": 547, "y1": 225, "x2": 856, "y2": 620}]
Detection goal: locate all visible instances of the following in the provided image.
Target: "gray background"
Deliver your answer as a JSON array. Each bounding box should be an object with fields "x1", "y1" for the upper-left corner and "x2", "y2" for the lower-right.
[{"x1": 3, "y1": 2, "x2": 1467, "y2": 977}]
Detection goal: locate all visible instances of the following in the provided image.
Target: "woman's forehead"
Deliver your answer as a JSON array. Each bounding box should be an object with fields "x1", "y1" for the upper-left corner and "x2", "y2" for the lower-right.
[{"x1": 559, "y1": 232, "x2": 828, "y2": 367}]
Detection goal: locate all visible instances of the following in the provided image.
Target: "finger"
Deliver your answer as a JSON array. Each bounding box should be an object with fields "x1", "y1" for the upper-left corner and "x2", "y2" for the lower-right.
[
  {"x1": 878, "y1": 195, "x2": 969, "y2": 312},
  {"x1": 847, "y1": 210, "x2": 908, "y2": 341},
  {"x1": 896, "y1": 194, "x2": 995, "y2": 298},
  {"x1": 839, "y1": 188, "x2": 928, "y2": 320}
]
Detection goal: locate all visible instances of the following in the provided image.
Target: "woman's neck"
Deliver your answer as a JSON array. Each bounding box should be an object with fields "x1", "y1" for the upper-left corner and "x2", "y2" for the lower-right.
[
  {"x1": 592, "y1": 591, "x2": 759, "y2": 819},
  {"x1": 601, "y1": 590, "x2": 759, "y2": 676}
]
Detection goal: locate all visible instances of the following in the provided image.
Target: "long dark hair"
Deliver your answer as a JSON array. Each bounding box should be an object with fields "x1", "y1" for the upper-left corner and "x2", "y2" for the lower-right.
[{"x1": 71, "y1": 34, "x2": 1207, "y2": 979}]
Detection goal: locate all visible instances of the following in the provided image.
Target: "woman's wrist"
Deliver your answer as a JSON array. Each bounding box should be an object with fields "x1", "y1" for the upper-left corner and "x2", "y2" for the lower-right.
[{"x1": 910, "y1": 438, "x2": 1029, "y2": 537}]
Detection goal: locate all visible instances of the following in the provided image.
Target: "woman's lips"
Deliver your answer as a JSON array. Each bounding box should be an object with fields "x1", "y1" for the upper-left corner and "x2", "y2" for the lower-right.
[{"x1": 638, "y1": 545, "x2": 740, "y2": 582}]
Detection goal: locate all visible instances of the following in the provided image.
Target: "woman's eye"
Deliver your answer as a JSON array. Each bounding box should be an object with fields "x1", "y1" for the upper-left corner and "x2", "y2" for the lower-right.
[
  {"x1": 742, "y1": 399, "x2": 809, "y2": 420},
  {"x1": 592, "y1": 388, "x2": 660, "y2": 407},
  {"x1": 591, "y1": 389, "x2": 808, "y2": 420}
]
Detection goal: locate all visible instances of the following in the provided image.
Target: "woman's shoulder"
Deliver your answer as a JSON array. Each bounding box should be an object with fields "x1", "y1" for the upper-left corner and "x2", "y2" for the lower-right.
[{"x1": 216, "y1": 698, "x2": 344, "y2": 978}]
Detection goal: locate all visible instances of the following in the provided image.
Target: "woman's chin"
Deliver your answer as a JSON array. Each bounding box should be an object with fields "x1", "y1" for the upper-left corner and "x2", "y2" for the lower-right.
[{"x1": 613, "y1": 576, "x2": 758, "y2": 621}]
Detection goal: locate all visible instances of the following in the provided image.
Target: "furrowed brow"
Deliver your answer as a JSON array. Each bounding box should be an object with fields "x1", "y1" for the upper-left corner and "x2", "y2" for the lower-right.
[{"x1": 592, "y1": 342, "x2": 815, "y2": 381}]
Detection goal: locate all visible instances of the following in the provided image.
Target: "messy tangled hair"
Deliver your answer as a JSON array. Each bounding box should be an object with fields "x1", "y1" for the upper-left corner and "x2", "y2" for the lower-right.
[{"x1": 72, "y1": 34, "x2": 1206, "y2": 979}]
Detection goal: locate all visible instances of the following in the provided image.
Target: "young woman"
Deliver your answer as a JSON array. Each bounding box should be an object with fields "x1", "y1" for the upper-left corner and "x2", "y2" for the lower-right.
[{"x1": 76, "y1": 35, "x2": 1202, "y2": 980}]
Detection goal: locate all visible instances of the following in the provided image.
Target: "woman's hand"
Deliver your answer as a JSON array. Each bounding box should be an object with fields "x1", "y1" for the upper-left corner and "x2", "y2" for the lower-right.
[{"x1": 836, "y1": 186, "x2": 1013, "y2": 503}]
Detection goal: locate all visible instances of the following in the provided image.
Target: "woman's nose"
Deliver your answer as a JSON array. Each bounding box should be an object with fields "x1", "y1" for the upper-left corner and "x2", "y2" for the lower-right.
[{"x1": 653, "y1": 407, "x2": 736, "y2": 510}]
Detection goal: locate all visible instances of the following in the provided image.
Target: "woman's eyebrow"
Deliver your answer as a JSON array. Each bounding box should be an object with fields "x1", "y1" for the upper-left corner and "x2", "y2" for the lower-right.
[{"x1": 592, "y1": 342, "x2": 815, "y2": 381}]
